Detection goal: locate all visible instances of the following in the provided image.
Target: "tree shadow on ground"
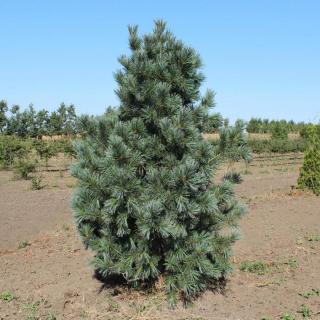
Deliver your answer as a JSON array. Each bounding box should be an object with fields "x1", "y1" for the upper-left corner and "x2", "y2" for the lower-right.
[{"x1": 94, "y1": 269, "x2": 228, "y2": 305}]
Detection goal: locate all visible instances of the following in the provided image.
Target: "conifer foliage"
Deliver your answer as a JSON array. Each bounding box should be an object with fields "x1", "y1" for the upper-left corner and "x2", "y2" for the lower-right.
[
  {"x1": 298, "y1": 126, "x2": 320, "y2": 195},
  {"x1": 71, "y1": 21, "x2": 248, "y2": 305}
]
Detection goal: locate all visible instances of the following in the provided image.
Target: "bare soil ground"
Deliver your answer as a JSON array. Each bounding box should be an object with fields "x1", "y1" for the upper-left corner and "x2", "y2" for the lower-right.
[{"x1": 0, "y1": 154, "x2": 319, "y2": 320}]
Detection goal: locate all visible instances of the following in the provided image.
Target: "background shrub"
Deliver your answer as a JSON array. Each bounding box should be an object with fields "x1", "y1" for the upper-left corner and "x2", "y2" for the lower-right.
[
  {"x1": 15, "y1": 160, "x2": 36, "y2": 180},
  {"x1": 0, "y1": 136, "x2": 31, "y2": 167},
  {"x1": 33, "y1": 140, "x2": 58, "y2": 168},
  {"x1": 298, "y1": 126, "x2": 320, "y2": 195},
  {"x1": 271, "y1": 122, "x2": 289, "y2": 140},
  {"x1": 248, "y1": 138, "x2": 307, "y2": 154},
  {"x1": 300, "y1": 124, "x2": 320, "y2": 139}
]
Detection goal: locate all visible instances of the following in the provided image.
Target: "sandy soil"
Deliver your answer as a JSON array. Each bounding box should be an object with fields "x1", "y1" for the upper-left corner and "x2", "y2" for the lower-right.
[{"x1": 0, "y1": 154, "x2": 319, "y2": 320}]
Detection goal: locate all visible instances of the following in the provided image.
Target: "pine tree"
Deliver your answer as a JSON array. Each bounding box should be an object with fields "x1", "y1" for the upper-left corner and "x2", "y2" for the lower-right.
[
  {"x1": 298, "y1": 126, "x2": 320, "y2": 195},
  {"x1": 0, "y1": 100, "x2": 8, "y2": 134},
  {"x1": 271, "y1": 121, "x2": 288, "y2": 140},
  {"x1": 71, "y1": 20, "x2": 248, "y2": 305},
  {"x1": 35, "y1": 109, "x2": 50, "y2": 138}
]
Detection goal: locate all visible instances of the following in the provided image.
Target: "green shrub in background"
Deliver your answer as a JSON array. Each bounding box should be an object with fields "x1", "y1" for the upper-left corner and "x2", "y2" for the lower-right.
[
  {"x1": 33, "y1": 140, "x2": 58, "y2": 169},
  {"x1": 271, "y1": 122, "x2": 289, "y2": 140},
  {"x1": 15, "y1": 160, "x2": 36, "y2": 180},
  {"x1": 298, "y1": 126, "x2": 320, "y2": 195},
  {"x1": 54, "y1": 139, "x2": 75, "y2": 159},
  {"x1": 248, "y1": 138, "x2": 307, "y2": 154},
  {"x1": 217, "y1": 120, "x2": 252, "y2": 164},
  {"x1": 300, "y1": 124, "x2": 320, "y2": 139},
  {"x1": 0, "y1": 135, "x2": 75, "y2": 170},
  {"x1": 0, "y1": 136, "x2": 31, "y2": 167}
]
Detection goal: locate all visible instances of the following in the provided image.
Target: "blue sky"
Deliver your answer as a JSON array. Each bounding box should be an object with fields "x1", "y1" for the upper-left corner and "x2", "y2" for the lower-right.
[{"x1": 1, "y1": 0, "x2": 319, "y2": 123}]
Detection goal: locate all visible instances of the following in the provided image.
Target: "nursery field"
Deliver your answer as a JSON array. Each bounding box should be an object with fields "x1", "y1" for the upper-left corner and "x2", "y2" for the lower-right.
[
  {"x1": 0, "y1": 153, "x2": 320, "y2": 320},
  {"x1": 203, "y1": 132, "x2": 301, "y2": 141}
]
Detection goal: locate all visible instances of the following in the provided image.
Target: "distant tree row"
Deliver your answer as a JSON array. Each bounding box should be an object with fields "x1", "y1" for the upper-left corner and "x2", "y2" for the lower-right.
[
  {"x1": 1, "y1": 100, "x2": 316, "y2": 139},
  {"x1": 246, "y1": 118, "x2": 313, "y2": 134},
  {"x1": 0, "y1": 100, "x2": 78, "y2": 138}
]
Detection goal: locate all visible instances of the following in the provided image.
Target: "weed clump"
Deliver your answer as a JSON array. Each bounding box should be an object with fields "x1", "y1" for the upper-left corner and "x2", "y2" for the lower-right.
[
  {"x1": 0, "y1": 291, "x2": 15, "y2": 302},
  {"x1": 239, "y1": 261, "x2": 268, "y2": 275},
  {"x1": 30, "y1": 175, "x2": 45, "y2": 190}
]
